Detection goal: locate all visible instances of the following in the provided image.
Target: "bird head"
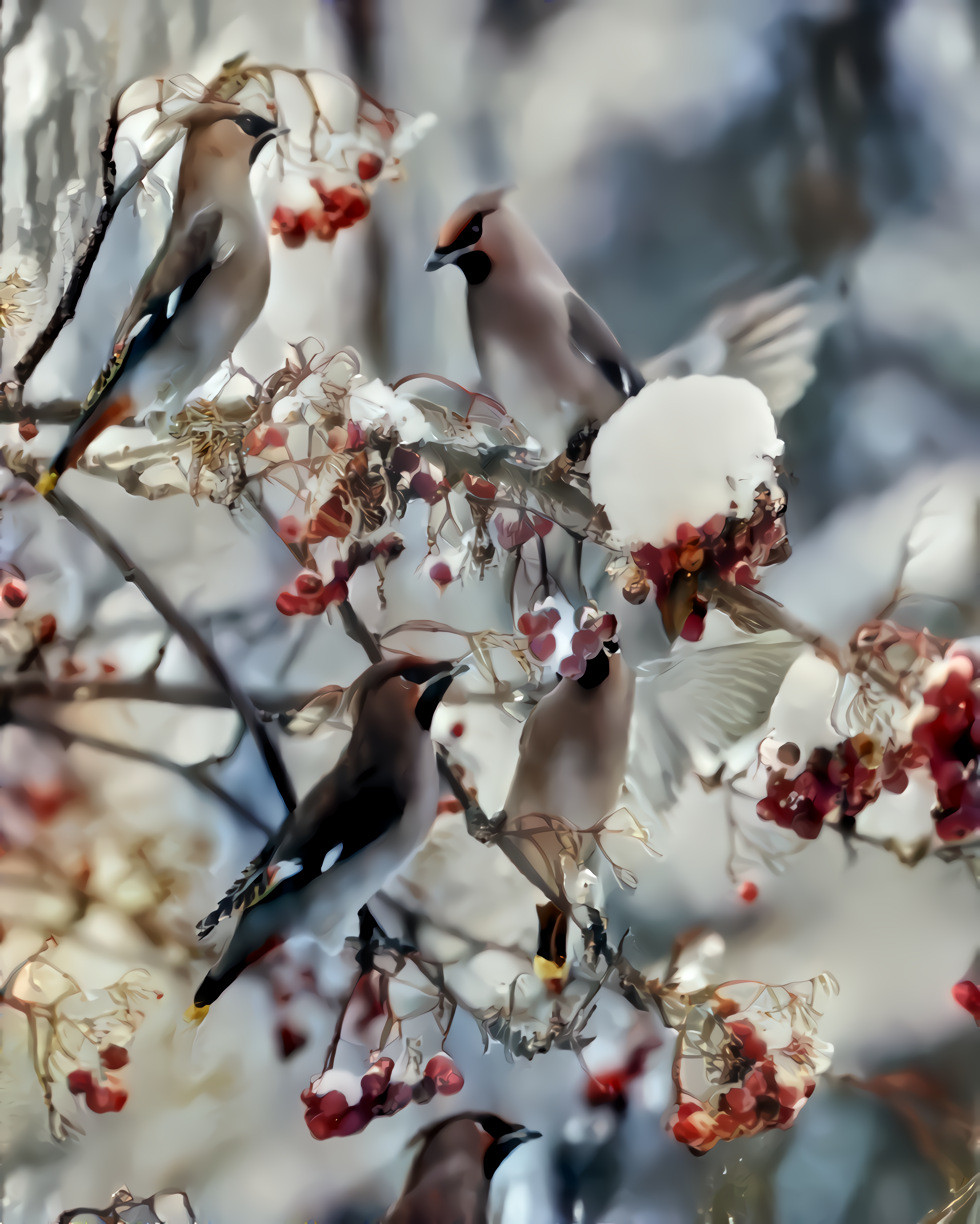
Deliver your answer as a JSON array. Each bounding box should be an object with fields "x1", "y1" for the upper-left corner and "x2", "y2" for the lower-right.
[
  {"x1": 406, "y1": 1113, "x2": 541, "y2": 1184},
  {"x1": 425, "y1": 188, "x2": 512, "y2": 285},
  {"x1": 183, "y1": 103, "x2": 285, "y2": 169},
  {"x1": 350, "y1": 657, "x2": 466, "y2": 732},
  {"x1": 473, "y1": 1114, "x2": 542, "y2": 1179}
]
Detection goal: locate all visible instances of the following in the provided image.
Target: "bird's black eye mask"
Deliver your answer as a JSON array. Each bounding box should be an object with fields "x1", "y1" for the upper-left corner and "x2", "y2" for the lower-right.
[
  {"x1": 235, "y1": 112, "x2": 278, "y2": 139},
  {"x1": 434, "y1": 212, "x2": 486, "y2": 256}
]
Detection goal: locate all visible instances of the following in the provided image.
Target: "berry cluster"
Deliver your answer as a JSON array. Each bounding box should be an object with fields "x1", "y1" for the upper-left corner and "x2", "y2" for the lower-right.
[
  {"x1": 630, "y1": 488, "x2": 788, "y2": 642},
  {"x1": 671, "y1": 1018, "x2": 815, "y2": 1152},
  {"x1": 276, "y1": 563, "x2": 349, "y2": 617},
  {"x1": 66, "y1": 1044, "x2": 130, "y2": 1115},
  {"x1": 301, "y1": 1052, "x2": 463, "y2": 1140},
  {"x1": 912, "y1": 651, "x2": 980, "y2": 842},
  {"x1": 757, "y1": 734, "x2": 923, "y2": 840},
  {"x1": 516, "y1": 607, "x2": 617, "y2": 678},
  {"x1": 271, "y1": 180, "x2": 371, "y2": 248}
]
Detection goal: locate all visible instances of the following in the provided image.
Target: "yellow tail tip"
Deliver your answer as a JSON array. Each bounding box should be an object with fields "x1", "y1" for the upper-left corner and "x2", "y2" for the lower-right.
[
  {"x1": 183, "y1": 1002, "x2": 210, "y2": 1025},
  {"x1": 533, "y1": 955, "x2": 569, "y2": 987},
  {"x1": 35, "y1": 470, "x2": 59, "y2": 497}
]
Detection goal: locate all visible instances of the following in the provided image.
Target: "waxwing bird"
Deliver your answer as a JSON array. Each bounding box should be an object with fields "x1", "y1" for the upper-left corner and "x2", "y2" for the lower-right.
[
  {"x1": 426, "y1": 190, "x2": 644, "y2": 456},
  {"x1": 383, "y1": 1113, "x2": 541, "y2": 1224},
  {"x1": 187, "y1": 658, "x2": 463, "y2": 1018},
  {"x1": 499, "y1": 641, "x2": 635, "y2": 986},
  {"x1": 37, "y1": 103, "x2": 282, "y2": 495}
]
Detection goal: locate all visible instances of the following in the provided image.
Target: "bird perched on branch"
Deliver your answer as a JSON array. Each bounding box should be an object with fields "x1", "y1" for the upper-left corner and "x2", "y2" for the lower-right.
[
  {"x1": 37, "y1": 101, "x2": 283, "y2": 495},
  {"x1": 427, "y1": 193, "x2": 833, "y2": 457},
  {"x1": 186, "y1": 657, "x2": 464, "y2": 1019},
  {"x1": 426, "y1": 189, "x2": 644, "y2": 457},
  {"x1": 499, "y1": 640, "x2": 635, "y2": 988},
  {"x1": 383, "y1": 1113, "x2": 540, "y2": 1224}
]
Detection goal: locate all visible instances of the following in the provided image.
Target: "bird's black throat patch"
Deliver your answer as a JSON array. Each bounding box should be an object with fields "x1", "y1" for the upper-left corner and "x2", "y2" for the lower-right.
[{"x1": 456, "y1": 250, "x2": 492, "y2": 284}]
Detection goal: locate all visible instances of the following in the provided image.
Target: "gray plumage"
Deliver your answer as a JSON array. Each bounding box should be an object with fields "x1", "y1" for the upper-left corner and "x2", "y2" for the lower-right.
[
  {"x1": 42, "y1": 103, "x2": 280, "y2": 489},
  {"x1": 426, "y1": 190, "x2": 643, "y2": 455},
  {"x1": 191, "y1": 658, "x2": 460, "y2": 1013}
]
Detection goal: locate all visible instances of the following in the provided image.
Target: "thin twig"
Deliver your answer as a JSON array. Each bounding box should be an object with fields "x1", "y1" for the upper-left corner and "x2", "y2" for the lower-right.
[
  {"x1": 12, "y1": 711, "x2": 272, "y2": 835},
  {"x1": 46, "y1": 487, "x2": 296, "y2": 816}
]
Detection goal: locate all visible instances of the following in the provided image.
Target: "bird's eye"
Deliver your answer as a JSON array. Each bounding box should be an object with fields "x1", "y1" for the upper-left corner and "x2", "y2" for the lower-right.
[{"x1": 234, "y1": 112, "x2": 276, "y2": 138}]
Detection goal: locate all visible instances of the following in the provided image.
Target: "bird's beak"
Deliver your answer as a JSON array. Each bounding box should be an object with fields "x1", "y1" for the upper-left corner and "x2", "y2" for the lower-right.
[
  {"x1": 425, "y1": 248, "x2": 454, "y2": 271},
  {"x1": 508, "y1": 1126, "x2": 542, "y2": 1145}
]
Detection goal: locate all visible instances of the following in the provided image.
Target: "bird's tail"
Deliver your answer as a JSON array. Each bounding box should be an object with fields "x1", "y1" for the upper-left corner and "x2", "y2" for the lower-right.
[
  {"x1": 36, "y1": 345, "x2": 134, "y2": 496},
  {"x1": 36, "y1": 388, "x2": 135, "y2": 496}
]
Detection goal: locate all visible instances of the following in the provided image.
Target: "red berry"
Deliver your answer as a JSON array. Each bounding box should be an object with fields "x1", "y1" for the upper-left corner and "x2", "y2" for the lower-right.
[
  {"x1": 357, "y1": 153, "x2": 384, "y2": 181},
  {"x1": 429, "y1": 561, "x2": 453, "y2": 589},
  {"x1": 410, "y1": 472, "x2": 441, "y2": 504},
  {"x1": 738, "y1": 881, "x2": 759, "y2": 904},
  {"x1": 18, "y1": 420, "x2": 38, "y2": 441},
  {"x1": 85, "y1": 1082, "x2": 127, "y2": 1113},
  {"x1": 529, "y1": 633, "x2": 556, "y2": 661},
  {"x1": 295, "y1": 573, "x2": 324, "y2": 596},
  {"x1": 451, "y1": 722, "x2": 465, "y2": 739},
  {"x1": 35, "y1": 613, "x2": 57, "y2": 643},
  {"x1": 462, "y1": 473, "x2": 497, "y2": 500},
  {"x1": 67, "y1": 1069, "x2": 94, "y2": 1095},
  {"x1": 2, "y1": 579, "x2": 27, "y2": 608},
  {"x1": 423, "y1": 1053, "x2": 464, "y2": 1095},
  {"x1": 99, "y1": 1045, "x2": 129, "y2": 1070},
  {"x1": 952, "y1": 979, "x2": 980, "y2": 1021}
]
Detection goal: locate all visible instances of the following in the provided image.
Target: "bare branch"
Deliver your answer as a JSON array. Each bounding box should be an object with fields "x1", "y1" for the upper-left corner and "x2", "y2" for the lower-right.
[{"x1": 46, "y1": 487, "x2": 296, "y2": 816}]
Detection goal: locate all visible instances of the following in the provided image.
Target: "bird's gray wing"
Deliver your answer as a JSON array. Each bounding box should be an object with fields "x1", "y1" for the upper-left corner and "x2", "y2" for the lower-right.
[
  {"x1": 564, "y1": 291, "x2": 645, "y2": 400},
  {"x1": 113, "y1": 208, "x2": 223, "y2": 348},
  {"x1": 641, "y1": 278, "x2": 833, "y2": 417},
  {"x1": 202, "y1": 763, "x2": 410, "y2": 927},
  {"x1": 626, "y1": 636, "x2": 803, "y2": 814},
  {"x1": 80, "y1": 209, "x2": 223, "y2": 419}
]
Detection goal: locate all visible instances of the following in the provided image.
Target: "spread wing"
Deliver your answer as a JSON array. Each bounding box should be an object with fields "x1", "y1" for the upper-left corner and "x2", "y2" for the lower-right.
[
  {"x1": 626, "y1": 636, "x2": 803, "y2": 815},
  {"x1": 641, "y1": 278, "x2": 834, "y2": 417},
  {"x1": 196, "y1": 762, "x2": 407, "y2": 938},
  {"x1": 565, "y1": 291, "x2": 645, "y2": 401}
]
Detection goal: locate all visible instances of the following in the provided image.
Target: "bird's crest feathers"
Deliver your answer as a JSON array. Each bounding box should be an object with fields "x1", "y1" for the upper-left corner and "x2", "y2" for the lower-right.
[{"x1": 437, "y1": 187, "x2": 512, "y2": 249}]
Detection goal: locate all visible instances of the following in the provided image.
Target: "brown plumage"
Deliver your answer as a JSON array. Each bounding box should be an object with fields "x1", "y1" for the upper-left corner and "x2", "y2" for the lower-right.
[
  {"x1": 383, "y1": 1114, "x2": 540, "y2": 1224},
  {"x1": 189, "y1": 657, "x2": 462, "y2": 1016}
]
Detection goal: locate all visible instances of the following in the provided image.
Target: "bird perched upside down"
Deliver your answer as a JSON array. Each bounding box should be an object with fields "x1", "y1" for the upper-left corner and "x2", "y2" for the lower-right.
[
  {"x1": 383, "y1": 1113, "x2": 540, "y2": 1224},
  {"x1": 499, "y1": 640, "x2": 635, "y2": 988},
  {"x1": 37, "y1": 101, "x2": 284, "y2": 495},
  {"x1": 426, "y1": 189, "x2": 644, "y2": 457},
  {"x1": 187, "y1": 657, "x2": 464, "y2": 1019}
]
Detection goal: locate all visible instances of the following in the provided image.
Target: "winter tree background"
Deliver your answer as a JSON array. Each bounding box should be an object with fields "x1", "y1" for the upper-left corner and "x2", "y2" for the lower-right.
[{"x1": 1, "y1": 1, "x2": 978, "y2": 1222}]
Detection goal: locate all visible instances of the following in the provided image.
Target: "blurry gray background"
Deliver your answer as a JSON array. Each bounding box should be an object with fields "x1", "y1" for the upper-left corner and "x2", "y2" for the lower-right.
[{"x1": 2, "y1": 2, "x2": 979, "y2": 1222}]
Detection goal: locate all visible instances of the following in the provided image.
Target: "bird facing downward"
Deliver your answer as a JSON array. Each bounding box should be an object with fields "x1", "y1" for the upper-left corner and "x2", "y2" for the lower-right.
[
  {"x1": 426, "y1": 190, "x2": 644, "y2": 456},
  {"x1": 383, "y1": 1113, "x2": 541, "y2": 1224},
  {"x1": 500, "y1": 640, "x2": 635, "y2": 988},
  {"x1": 187, "y1": 657, "x2": 463, "y2": 1018},
  {"x1": 37, "y1": 102, "x2": 283, "y2": 495}
]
